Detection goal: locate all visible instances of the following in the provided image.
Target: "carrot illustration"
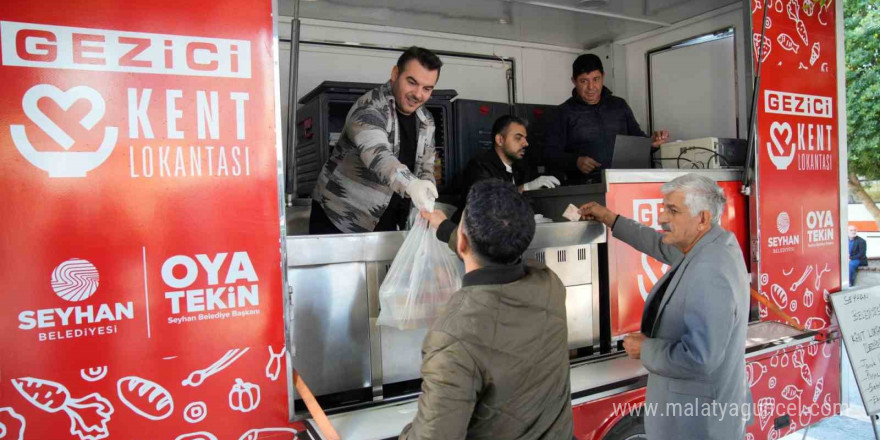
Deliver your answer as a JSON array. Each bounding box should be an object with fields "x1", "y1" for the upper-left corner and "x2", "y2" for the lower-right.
[
  {"x1": 796, "y1": 20, "x2": 809, "y2": 46},
  {"x1": 11, "y1": 377, "x2": 114, "y2": 440}
]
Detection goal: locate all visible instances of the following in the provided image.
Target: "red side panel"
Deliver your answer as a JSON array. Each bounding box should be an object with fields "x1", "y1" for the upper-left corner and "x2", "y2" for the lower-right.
[
  {"x1": 746, "y1": 339, "x2": 841, "y2": 440},
  {"x1": 573, "y1": 387, "x2": 647, "y2": 440}
]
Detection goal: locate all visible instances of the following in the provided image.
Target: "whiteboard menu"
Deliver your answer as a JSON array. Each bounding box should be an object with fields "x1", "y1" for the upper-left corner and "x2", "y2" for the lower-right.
[{"x1": 831, "y1": 286, "x2": 880, "y2": 416}]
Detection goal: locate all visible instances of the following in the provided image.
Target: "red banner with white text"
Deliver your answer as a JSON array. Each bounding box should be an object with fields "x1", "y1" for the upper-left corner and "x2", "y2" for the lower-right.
[
  {"x1": 750, "y1": 0, "x2": 841, "y2": 329},
  {"x1": 0, "y1": 1, "x2": 301, "y2": 439}
]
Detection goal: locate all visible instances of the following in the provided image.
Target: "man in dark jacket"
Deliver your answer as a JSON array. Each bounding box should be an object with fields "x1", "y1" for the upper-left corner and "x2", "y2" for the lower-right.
[
  {"x1": 546, "y1": 54, "x2": 669, "y2": 184},
  {"x1": 451, "y1": 115, "x2": 560, "y2": 223},
  {"x1": 401, "y1": 179, "x2": 573, "y2": 440},
  {"x1": 849, "y1": 225, "x2": 868, "y2": 286}
]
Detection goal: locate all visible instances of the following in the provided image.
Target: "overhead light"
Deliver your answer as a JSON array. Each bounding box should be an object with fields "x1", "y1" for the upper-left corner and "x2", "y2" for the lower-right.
[
  {"x1": 578, "y1": 0, "x2": 609, "y2": 9},
  {"x1": 504, "y1": 1, "x2": 670, "y2": 26}
]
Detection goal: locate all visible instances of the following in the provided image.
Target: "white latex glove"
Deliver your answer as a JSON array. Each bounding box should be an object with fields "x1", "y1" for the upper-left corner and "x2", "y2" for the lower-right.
[
  {"x1": 405, "y1": 179, "x2": 438, "y2": 212},
  {"x1": 523, "y1": 175, "x2": 561, "y2": 191}
]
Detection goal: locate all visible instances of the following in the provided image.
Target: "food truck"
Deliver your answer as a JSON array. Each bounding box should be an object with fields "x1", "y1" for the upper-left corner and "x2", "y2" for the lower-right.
[{"x1": 0, "y1": 0, "x2": 850, "y2": 439}]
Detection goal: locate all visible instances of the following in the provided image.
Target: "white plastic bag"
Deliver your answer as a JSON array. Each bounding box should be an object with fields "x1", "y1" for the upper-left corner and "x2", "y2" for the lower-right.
[{"x1": 377, "y1": 216, "x2": 463, "y2": 330}]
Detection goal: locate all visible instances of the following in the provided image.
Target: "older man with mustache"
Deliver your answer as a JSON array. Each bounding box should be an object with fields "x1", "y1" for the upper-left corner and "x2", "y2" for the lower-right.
[{"x1": 581, "y1": 173, "x2": 751, "y2": 440}]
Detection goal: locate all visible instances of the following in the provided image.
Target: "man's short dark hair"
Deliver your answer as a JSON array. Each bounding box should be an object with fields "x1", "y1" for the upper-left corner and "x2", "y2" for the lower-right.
[
  {"x1": 463, "y1": 179, "x2": 535, "y2": 265},
  {"x1": 397, "y1": 46, "x2": 443, "y2": 76},
  {"x1": 572, "y1": 53, "x2": 604, "y2": 78},
  {"x1": 491, "y1": 114, "x2": 528, "y2": 140}
]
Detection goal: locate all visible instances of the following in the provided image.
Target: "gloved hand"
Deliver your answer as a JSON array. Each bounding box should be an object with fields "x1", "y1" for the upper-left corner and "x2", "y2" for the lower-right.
[
  {"x1": 406, "y1": 179, "x2": 439, "y2": 212},
  {"x1": 523, "y1": 175, "x2": 561, "y2": 191}
]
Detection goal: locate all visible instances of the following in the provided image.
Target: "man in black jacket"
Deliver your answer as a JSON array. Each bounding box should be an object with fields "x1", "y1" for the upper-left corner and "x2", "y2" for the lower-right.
[
  {"x1": 451, "y1": 115, "x2": 560, "y2": 223},
  {"x1": 849, "y1": 225, "x2": 868, "y2": 286},
  {"x1": 546, "y1": 54, "x2": 670, "y2": 184}
]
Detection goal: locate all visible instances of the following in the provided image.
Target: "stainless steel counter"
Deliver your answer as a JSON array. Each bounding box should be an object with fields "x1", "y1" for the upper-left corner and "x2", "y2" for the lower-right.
[
  {"x1": 286, "y1": 221, "x2": 607, "y2": 415},
  {"x1": 286, "y1": 220, "x2": 606, "y2": 266}
]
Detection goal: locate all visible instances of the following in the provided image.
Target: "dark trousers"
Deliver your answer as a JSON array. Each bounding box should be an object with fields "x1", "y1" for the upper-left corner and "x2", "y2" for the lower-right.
[
  {"x1": 308, "y1": 199, "x2": 410, "y2": 234},
  {"x1": 309, "y1": 200, "x2": 343, "y2": 234},
  {"x1": 849, "y1": 259, "x2": 861, "y2": 286}
]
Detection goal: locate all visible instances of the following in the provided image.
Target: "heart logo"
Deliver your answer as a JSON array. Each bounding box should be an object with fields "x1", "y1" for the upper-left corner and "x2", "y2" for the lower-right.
[
  {"x1": 767, "y1": 121, "x2": 795, "y2": 170},
  {"x1": 22, "y1": 84, "x2": 106, "y2": 150},
  {"x1": 10, "y1": 84, "x2": 118, "y2": 178}
]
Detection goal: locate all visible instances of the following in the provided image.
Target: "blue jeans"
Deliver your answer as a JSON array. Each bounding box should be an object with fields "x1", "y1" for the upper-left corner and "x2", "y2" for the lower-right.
[{"x1": 850, "y1": 260, "x2": 862, "y2": 286}]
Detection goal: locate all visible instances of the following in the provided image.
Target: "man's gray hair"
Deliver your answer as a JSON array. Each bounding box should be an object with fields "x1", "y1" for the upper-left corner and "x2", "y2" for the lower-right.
[{"x1": 660, "y1": 174, "x2": 727, "y2": 224}]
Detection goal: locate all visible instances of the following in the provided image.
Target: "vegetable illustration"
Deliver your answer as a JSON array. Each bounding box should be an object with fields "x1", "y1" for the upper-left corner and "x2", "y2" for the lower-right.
[
  {"x1": 12, "y1": 377, "x2": 113, "y2": 440},
  {"x1": 229, "y1": 379, "x2": 261, "y2": 413}
]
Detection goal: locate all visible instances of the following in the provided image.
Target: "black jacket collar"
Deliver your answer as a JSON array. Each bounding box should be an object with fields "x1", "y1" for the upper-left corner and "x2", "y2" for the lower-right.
[
  {"x1": 475, "y1": 148, "x2": 526, "y2": 183},
  {"x1": 462, "y1": 262, "x2": 526, "y2": 287},
  {"x1": 477, "y1": 148, "x2": 512, "y2": 175}
]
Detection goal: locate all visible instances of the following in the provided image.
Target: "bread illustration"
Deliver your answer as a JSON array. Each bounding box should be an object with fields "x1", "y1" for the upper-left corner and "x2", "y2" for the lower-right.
[{"x1": 117, "y1": 376, "x2": 174, "y2": 420}]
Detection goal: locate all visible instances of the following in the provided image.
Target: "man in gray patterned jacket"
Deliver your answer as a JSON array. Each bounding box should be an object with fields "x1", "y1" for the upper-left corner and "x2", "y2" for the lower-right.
[{"x1": 310, "y1": 47, "x2": 442, "y2": 234}]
